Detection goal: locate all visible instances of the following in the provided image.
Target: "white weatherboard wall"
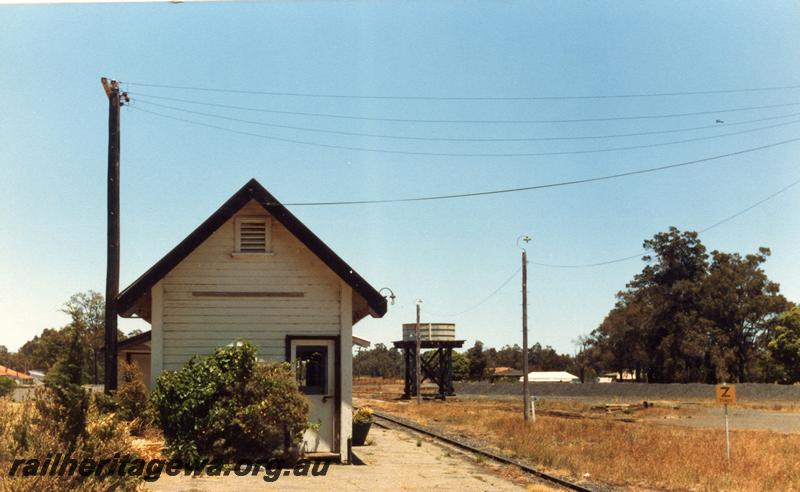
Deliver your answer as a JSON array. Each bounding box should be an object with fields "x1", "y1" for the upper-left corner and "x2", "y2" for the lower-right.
[
  {"x1": 148, "y1": 200, "x2": 354, "y2": 461},
  {"x1": 156, "y1": 200, "x2": 342, "y2": 367}
]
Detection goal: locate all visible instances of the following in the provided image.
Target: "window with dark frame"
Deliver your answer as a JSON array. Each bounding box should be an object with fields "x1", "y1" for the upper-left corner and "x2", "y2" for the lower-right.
[{"x1": 294, "y1": 345, "x2": 328, "y2": 395}]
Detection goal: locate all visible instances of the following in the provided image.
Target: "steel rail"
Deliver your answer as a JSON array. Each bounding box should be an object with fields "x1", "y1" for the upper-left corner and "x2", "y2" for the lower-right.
[{"x1": 370, "y1": 409, "x2": 595, "y2": 492}]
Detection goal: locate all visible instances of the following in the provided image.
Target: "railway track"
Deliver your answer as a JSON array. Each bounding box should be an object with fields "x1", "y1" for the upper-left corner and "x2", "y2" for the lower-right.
[{"x1": 371, "y1": 409, "x2": 595, "y2": 492}]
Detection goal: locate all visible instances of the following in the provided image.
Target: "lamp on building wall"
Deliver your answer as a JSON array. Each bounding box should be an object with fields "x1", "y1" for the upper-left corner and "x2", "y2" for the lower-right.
[{"x1": 379, "y1": 287, "x2": 396, "y2": 305}]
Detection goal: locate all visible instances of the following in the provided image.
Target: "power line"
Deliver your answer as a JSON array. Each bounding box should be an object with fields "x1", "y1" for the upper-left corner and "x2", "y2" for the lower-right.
[
  {"x1": 441, "y1": 177, "x2": 800, "y2": 314},
  {"x1": 129, "y1": 104, "x2": 800, "y2": 158},
  {"x1": 122, "y1": 80, "x2": 800, "y2": 101},
  {"x1": 128, "y1": 92, "x2": 800, "y2": 124},
  {"x1": 530, "y1": 176, "x2": 800, "y2": 268},
  {"x1": 529, "y1": 252, "x2": 644, "y2": 269},
  {"x1": 132, "y1": 98, "x2": 800, "y2": 143},
  {"x1": 697, "y1": 176, "x2": 800, "y2": 232},
  {"x1": 124, "y1": 109, "x2": 800, "y2": 205},
  {"x1": 428, "y1": 266, "x2": 522, "y2": 318}
]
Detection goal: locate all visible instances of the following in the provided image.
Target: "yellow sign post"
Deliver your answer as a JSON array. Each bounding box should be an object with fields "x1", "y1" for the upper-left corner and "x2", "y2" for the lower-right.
[
  {"x1": 716, "y1": 384, "x2": 736, "y2": 405},
  {"x1": 716, "y1": 384, "x2": 736, "y2": 464}
]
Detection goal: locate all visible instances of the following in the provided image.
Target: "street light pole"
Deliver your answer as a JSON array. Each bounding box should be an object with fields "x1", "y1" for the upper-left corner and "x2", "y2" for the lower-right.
[
  {"x1": 416, "y1": 300, "x2": 422, "y2": 405},
  {"x1": 518, "y1": 235, "x2": 532, "y2": 421}
]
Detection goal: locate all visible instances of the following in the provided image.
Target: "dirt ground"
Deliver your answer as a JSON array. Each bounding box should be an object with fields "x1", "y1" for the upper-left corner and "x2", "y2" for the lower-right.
[
  {"x1": 459, "y1": 395, "x2": 800, "y2": 434},
  {"x1": 644, "y1": 404, "x2": 800, "y2": 433},
  {"x1": 359, "y1": 396, "x2": 800, "y2": 491},
  {"x1": 145, "y1": 426, "x2": 557, "y2": 491}
]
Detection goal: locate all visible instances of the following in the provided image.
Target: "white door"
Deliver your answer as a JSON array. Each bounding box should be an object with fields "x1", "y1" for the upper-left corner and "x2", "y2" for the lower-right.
[{"x1": 290, "y1": 339, "x2": 336, "y2": 453}]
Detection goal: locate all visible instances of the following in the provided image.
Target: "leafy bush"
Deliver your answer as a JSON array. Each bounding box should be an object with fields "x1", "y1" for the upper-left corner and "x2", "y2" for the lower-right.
[
  {"x1": 92, "y1": 391, "x2": 117, "y2": 414},
  {"x1": 150, "y1": 341, "x2": 309, "y2": 463},
  {"x1": 0, "y1": 376, "x2": 16, "y2": 397},
  {"x1": 36, "y1": 326, "x2": 90, "y2": 449},
  {"x1": 33, "y1": 384, "x2": 89, "y2": 450},
  {"x1": 353, "y1": 406, "x2": 374, "y2": 424}
]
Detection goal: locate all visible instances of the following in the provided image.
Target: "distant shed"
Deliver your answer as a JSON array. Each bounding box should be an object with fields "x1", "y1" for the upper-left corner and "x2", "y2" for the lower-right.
[
  {"x1": 490, "y1": 367, "x2": 524, "y2": 382},
  {"x1": 519, "y1": 371, "x2": 580, "y2": 383}
]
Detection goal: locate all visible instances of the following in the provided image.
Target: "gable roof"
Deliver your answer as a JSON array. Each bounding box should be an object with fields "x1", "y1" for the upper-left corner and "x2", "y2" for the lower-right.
[{"x1": 117, "y1": 178, "x2": 387, "y2": 318}]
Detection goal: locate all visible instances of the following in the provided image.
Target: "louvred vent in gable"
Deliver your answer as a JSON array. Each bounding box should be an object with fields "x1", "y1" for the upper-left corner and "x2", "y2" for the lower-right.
[{"x1": 238, "y1": 218, "x2": 268, "y2": 253}]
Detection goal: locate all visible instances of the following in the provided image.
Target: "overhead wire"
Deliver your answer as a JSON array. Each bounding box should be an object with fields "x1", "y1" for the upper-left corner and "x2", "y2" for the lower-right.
[
  {"x1": 434, "y1": 176, "x2": 800, "y2": 315},
  {"x1": 428, "y1": 266, "x2": 523, "y2": 318},
  {"x1": 127, "y1": 92, "x2": 800, "y2": 124},
  {"x1": 128, "y1": 103, "x2": 800, "y2": 158},
  {"x1": 132, "y1": 97, "x2": 800, "y2": 143},
  {"x1": 120, "y1": 83, "x2": 800, "y2": 313},
  {"x1": 530, "y1": 176, "x2": 800, "y2": 268},
  {"x1": 121, "y1": 108, "x2": 800, "y2": 204},
  {"x1": 696, "y1": 176, "x2": 800, "y2": 233},
  {"x1": 121, "y1": 80, "x2": 800, "y2": 101}
]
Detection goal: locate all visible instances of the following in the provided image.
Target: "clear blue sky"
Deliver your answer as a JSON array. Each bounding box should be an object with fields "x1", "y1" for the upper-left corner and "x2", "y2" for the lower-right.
[{"x1": 1, "y1": 1, "x2": 799, "y2": 354}]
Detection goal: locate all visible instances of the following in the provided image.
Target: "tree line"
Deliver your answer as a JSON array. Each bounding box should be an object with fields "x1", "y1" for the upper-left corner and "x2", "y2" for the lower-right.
[
  {"x1": 355, "y1": 228, "x2": 799, "y2": 385},
  {"x1": 353, "y1": 341, "x2": 579, "y2": 381},
  {"x1": 577, "y1": 228, "x2": 798, "y2": 384}
]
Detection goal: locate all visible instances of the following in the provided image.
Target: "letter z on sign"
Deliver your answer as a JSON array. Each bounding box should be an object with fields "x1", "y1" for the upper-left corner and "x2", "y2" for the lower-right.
[{"x1": 716, "y1": 384, "x2": 736, "y2": 405}]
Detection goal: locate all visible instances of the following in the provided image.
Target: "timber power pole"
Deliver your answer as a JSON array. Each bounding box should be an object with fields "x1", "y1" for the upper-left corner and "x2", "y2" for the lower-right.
[
  {"x1": 102, "y1": 78, "x2": 127, "y2": 393},
  {"x1": 518, "y1": 235, "x2": 532, "y2": 421},
  {"x1": 416, "y1": 300, "x2": 422, "y2": 404}
]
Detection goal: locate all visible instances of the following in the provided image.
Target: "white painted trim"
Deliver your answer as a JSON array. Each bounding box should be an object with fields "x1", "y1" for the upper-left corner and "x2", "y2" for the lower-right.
[
  {"x1": 339, "y1": 281, "x2": 353, "y2": 463},
  {"x1": 150, "y1": 280, "x2": 164, "y2": 389}
]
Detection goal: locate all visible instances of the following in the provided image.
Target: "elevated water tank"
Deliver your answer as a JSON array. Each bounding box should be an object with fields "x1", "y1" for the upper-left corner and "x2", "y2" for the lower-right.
[{"x1": 402, "y1": 323, "x2": 456, "y2": 342}]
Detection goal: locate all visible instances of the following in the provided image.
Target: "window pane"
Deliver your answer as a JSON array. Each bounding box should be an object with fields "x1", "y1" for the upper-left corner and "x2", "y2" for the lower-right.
[{"x1": 295, "y1": 345, "x2": 327, "y2": 395}]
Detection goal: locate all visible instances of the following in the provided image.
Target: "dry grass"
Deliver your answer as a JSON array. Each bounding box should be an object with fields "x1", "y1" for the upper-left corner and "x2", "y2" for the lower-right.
[
  {"x1": 368, "y1": 399, "x2": 800, "y2": 491},
  {"x1": 735, "y1": 400, "x2": 800, "y2": 413},
  {"x1": 352, "y1": 377, "x2": 407, "y2": 399},
  {"x1": 0, "y1": 397, "x2": 148, "y2": 492}
]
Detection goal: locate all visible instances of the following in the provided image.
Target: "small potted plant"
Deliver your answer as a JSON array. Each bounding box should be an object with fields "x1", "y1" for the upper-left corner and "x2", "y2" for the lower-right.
[{"x1": 352, "y1": 407, "x2": 374, "y2": 446}]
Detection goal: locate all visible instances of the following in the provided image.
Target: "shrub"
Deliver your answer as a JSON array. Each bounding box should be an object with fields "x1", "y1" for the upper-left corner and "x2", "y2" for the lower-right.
[
  {"x1": 115, "y1": 361, "x2": 152, "y2": 435},
  {"x1": 34, "y1": 384, "x2": 90, "y2": 453},
  {"x1": 92, "y1": 391, "x2": 117, "y2": 415},
  {"x1": 0, "y1": 376, "x2": 16, "y2": 397},
  {"x1": 0, "y1": 325, "x2": 143, "y2": 490},
  {"x1": 0, "y1": 386, "x2": 143, "y2": 491},
  {"x1": 150, "y1": 341, "x2": 309, "y2": 463},
  {"x1": 116, "y1": 361, "x2": 148, "y2": 417},
  {"x1": 353, "y1": 406, "x2": 374, "y2": 424},
  {"x1": 0, "y1": 398, "x2": 24, "y2": 461},
  {"x1": 36, "y1": 326, "x2": 90, "y2": 450},
  {"x1": 236, "y1": 363, "x2": 310, "y2": 458},
  {"x1": 14, "y1": 400, "x2": 32, "y2": 454}
]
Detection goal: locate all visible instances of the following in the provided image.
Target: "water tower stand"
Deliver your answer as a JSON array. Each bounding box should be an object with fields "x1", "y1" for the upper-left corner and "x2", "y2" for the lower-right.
[{"x1": 393, "y1": 340, "x2": 465, "y2": 400}]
